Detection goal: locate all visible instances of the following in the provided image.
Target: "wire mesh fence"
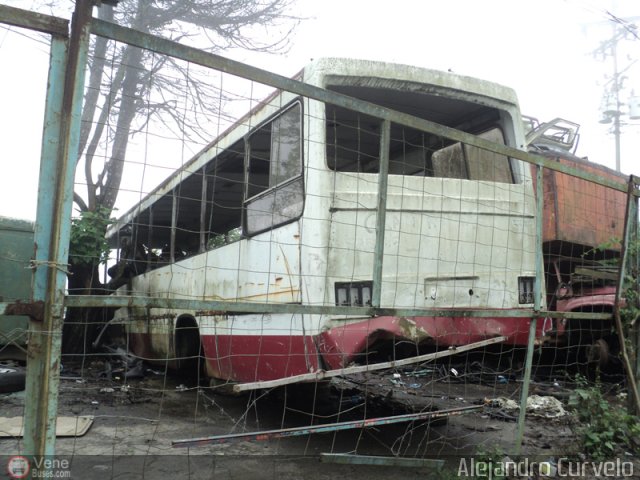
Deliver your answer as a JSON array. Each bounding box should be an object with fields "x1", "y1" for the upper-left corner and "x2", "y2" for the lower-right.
[{"x1": 1, "y1": 4, "x2": 639, "y2": 479}]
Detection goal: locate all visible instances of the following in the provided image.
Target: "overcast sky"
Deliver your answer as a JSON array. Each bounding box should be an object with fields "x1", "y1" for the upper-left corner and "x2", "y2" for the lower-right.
[{"x1": 0, "y1": 0, "x2": 638, "y2": 220}]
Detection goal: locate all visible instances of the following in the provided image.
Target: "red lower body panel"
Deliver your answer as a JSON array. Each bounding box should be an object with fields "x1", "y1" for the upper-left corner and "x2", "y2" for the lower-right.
[
  {"x1": 317, "y1": 315, "x2": 549, "y2": 370},
  {"x1": 201, "y1": 334, "x2": 320, "y2": 382},
  {"x1": 130, "y1": 315, "x2": 549, "y2": 382}
]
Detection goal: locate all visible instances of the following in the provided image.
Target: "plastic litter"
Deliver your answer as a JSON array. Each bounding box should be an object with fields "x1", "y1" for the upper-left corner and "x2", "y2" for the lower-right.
[{"x1": 526, "y1": 395, "x2": 567, "y2": 418}]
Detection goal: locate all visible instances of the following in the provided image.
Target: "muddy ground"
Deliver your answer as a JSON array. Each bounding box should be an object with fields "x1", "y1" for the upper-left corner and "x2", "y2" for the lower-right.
[{"x1": 1, "y1": 352, "x2": 639, "y2": 479}]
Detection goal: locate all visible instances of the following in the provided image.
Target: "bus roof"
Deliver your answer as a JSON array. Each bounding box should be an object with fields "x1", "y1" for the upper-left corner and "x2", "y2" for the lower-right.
[
  {"x1": 106, "y1": 58, "x2": 521, "y2": 241},
  {"x1": 303, "y1": 58, "x2": 519, "y2": 107}
]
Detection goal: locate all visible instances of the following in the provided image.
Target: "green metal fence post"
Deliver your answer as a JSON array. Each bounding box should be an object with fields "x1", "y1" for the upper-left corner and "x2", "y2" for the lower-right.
[
  {"x1": 633, "y1": 186, "x2": 640, "y2": 414},
  {"x1": 515, "y1": 164, "x2": 544, "y2": 455},
  {"x1": 615, "y1": 176, "x2": 640, "y2": 414},
  {"x1": 23, "y1": 32, "x2": 67, "y2": 459},
  {"x1": 371, "y1": 119, "x2": 390, "y2": 308},
  {"x1": 24, "y1": 0, "x2": 93, "y2": 458}
]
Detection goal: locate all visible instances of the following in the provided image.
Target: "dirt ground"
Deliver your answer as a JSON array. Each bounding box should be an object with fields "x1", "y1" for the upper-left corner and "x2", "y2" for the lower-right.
[{"x1": 1, "y1": 354, "x2": 639, "y2": 479}]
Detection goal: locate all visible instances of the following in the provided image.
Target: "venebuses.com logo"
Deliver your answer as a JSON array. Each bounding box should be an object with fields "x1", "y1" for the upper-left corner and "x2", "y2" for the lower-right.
[
  {"x1": 6, "y1": 456, "x2": 71, "y2": 479},
  {"x1": 7, "y1": 456, "x2": 30, "y2": 479}
]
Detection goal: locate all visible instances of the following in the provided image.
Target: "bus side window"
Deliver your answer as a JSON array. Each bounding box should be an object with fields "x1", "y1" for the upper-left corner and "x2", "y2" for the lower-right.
[
  {"x1": 204, "y1": 141, "x2": 246, "y2": 250},
  {"x1": 247, "y1": 123, "x2": 271, "y2": 198},
  {"x1": 326, "y1": 105, "x2": 381, "y2": 173},
  {"x1": 245, "y1": 102, "x2": 304, "y2": 235}
]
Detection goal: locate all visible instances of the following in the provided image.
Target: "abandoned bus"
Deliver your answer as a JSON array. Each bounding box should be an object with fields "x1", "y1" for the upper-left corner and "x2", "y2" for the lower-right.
[{"x1": 107, "y1": 58, "x2": 540, "y2": 383}]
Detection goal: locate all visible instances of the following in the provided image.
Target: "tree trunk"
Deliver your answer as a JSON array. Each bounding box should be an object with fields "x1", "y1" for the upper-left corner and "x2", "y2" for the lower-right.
[{"x1": 61, "y1": 263, "x2": 113, "y2": 355}]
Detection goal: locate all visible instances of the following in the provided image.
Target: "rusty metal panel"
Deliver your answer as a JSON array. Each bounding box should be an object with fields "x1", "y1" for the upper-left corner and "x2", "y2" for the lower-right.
[{"x1": 537, "y1": 156, "x2": 626, "y2": 248}]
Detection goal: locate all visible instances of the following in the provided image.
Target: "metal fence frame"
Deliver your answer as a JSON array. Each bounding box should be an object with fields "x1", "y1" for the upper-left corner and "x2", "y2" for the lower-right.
[{"x1": 1, "y1": 0, "x2": 639, "y2": 461}]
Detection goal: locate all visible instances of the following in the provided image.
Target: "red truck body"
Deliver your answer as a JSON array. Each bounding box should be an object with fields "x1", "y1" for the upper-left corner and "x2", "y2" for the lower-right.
[{"x1": 527, "y1": 118, "x2": 627, "y2": 360}]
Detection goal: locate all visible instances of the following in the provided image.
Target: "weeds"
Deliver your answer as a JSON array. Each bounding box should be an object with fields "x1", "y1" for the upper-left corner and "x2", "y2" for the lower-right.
[
  {"x1": 471, "y1": 444, "x2": 508, "y2": 479},
  {"x1": 568, "y1": 375, "x2": 640, "y2": 461},
  {"x1": 69, "y1": 205, "x2": 114, "y2": 267}
]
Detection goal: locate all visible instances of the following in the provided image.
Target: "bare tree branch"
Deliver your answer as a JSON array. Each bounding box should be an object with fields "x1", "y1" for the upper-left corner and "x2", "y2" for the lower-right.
[
  {"x1": 97, "y1": 41, "x2": 145, "y2": 210},
  {"x1": 73, "y1": 191, "x2": 89, "y2": 212},
  {"x1": 85, "y1": 59, "x2": 127, "y2": 209},
  {"x1": 77, "y1": 0, "x2": 300, "y2": 215}
]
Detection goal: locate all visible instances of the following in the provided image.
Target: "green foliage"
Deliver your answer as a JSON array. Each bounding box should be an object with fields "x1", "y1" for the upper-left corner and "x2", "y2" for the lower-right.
[
  {"x1": 69, "y1": 206, "x2": 113, "y2": 267},
  {"x1": 568, "y1": 375, "x2": 640, "y2": 461},
  {"x1": 206, "y1": 227, "x2": 242, "y2": 250},
  {"x1": 432, "y1": 467, "x2": 461, "y2": 480},
  {"x1": 473, "y1": 444, "x2": 508, "y2": 479},
  {"x1": 620, "y1": 241, "x2": 640, "y2": 330},
  {"x1": 590, "y1": 236, "x2": 639, "y2": 345},
  {"x1": 581, "y1": 237, "x2": 621, "y2": 266}
]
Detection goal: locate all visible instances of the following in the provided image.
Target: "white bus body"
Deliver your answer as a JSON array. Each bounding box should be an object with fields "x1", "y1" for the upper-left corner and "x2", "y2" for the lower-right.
[{"x1": 108, "y1": 58, "x2": 540, "y2": 382}]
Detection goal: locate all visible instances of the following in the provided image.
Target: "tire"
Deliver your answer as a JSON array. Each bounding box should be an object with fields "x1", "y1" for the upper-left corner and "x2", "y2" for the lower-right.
[
  {"x1": 0, "y1": 365, "x2": 26, "y2": 393},
  {"x1": 174, "y1": 317, "x2": 201, "y2": 374}
]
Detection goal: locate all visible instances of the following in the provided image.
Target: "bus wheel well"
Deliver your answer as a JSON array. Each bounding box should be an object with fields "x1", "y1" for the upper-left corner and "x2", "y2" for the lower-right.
[{"x1": 174, "y1": 315, "x2": 201, "y2": 372}]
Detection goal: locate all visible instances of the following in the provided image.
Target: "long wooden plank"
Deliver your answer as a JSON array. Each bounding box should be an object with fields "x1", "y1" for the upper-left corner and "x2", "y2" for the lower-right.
[
  {"x1": 232, "y1": 335, "x2": 507, "y2": 392},
  {"x1": 573, "y1": 267, "x2": 619, "y2": 281}
]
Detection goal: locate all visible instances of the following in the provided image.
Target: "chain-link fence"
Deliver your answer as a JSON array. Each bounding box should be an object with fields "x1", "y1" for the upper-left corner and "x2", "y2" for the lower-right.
[{"x1": 1, "y1": 3, "x2": 639, "y2": 479}]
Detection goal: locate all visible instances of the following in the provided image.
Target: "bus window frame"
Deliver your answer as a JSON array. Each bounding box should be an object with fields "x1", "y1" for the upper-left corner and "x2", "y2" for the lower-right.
[{"x1": 243, "y1": 98, "x2": 305, "y2": 237}]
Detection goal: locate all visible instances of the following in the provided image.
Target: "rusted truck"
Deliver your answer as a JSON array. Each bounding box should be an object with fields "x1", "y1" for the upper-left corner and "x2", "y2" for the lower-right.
[{"x1": 525, "y1": 117, "x2": 627, "y2": 367}]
